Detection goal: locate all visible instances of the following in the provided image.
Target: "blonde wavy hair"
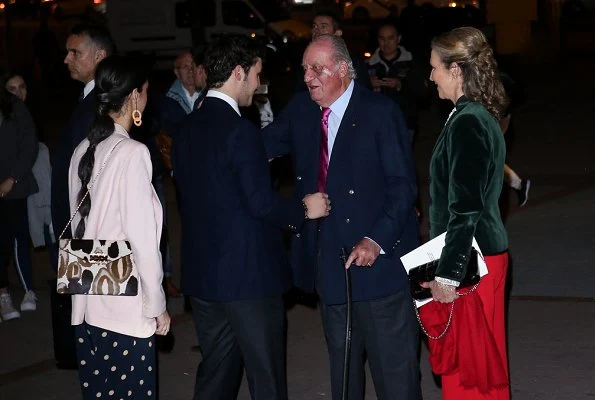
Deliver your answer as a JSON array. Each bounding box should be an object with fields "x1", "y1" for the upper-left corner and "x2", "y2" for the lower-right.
[{"x1": 431, "y1": 27, "x2": 508, "y2": 119}]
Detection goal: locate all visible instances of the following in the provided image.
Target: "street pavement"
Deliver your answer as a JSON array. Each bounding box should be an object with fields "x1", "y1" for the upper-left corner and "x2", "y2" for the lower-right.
[{"x1": 1, "y1": 53, "x2": 595, "y2": 399}]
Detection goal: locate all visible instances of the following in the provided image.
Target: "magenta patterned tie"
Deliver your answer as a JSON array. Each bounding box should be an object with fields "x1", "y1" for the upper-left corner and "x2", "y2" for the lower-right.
[{"x1": 317, "y1": 107, "x2": 332, "y2": 192}]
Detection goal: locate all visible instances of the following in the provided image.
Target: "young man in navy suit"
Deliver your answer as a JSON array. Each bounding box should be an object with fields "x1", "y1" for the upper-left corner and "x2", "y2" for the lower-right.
[
  {"x1": 172, "y1": 35, "x2": 330, "y2": 400},
  {"x1": 264, "y1": 34, "x2": 422, "y2": 400}
]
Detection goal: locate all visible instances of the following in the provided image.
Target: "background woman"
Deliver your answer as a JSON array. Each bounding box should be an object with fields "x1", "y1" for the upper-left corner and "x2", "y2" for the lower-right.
[
  {"x1": 420, "y1": 27, "x2": 510, "y2": 399},
  {"x1": 0, "y1": 70, "x2": 39, "y2": 321},
  {"x1": 4, "y1": 70, "x2": 56, "y2": 297},
  {"x1": 67, "y1": 55, "x2": 170, "y2": 399}
]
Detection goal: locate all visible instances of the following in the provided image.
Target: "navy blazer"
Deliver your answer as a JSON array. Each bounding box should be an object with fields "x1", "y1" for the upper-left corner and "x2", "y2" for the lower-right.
[
  {"x1": 172, "y1": 97, "x2": 305, "y2": 302},
  {"x1": 158, "y1": 95, "x2": 188, "y2": 138},
  {"x1": 51, "y1": 90, "x2": 96, "y2": 239},
  {"x1": 263, "y1": 83, "x2": 419, "y2": 305}
]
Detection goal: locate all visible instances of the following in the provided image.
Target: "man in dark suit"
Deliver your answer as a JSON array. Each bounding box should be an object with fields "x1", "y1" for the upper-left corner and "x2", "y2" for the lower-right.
[
  {"x1": 51, "y1": 24, "x2": 114, "y2": 241},
  {"x1": 263, "y1": 34, "x2": 422, "y2": 400},
  {"x1": 172, "y1": 35, "x2": 330, "y2": 400},
  {"x1": 48, "y1": 23, "x2": 114, "y2": 370}
]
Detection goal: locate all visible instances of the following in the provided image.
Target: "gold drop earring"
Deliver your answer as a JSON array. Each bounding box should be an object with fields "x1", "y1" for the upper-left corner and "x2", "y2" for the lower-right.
[{"x1": 132, "y1": 95, "x2": 142, "y2": 127}]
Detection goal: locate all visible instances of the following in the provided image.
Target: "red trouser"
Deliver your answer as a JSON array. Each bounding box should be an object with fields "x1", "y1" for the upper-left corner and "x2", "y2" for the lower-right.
[{"x1": 441, "y1": 252, "x2": 510, "y2": 400}]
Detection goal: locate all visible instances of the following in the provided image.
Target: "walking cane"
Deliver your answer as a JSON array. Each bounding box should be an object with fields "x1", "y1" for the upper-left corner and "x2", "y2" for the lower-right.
[{"x1": 339, "y1": 248, "x2": 353, "y2": 400}]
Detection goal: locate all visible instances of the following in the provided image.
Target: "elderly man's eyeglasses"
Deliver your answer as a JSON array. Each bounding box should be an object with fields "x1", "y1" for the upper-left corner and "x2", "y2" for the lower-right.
[{"x1": 303, "y1": 64, "x2": 337, "y2": 77}]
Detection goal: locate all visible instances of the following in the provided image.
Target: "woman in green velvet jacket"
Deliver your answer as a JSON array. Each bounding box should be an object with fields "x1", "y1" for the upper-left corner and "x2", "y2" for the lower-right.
[{"x1": 419, "y1": 27, "x2": 511, "y2": 400}]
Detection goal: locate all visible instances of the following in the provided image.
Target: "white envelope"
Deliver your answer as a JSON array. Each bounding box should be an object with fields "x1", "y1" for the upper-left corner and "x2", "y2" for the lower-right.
[{"x1": 400, "y1": 232, "x2": 488, "y2": 308}]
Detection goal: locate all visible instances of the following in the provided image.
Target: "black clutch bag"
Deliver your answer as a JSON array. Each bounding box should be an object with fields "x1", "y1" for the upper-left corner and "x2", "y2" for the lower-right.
[{"x1": 408, "y1": 248, "x2": 481, "y2": 300}]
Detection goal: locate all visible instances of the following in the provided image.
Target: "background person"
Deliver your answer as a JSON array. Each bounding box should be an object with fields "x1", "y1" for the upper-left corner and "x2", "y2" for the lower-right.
[
  {"x1": 499, "y1": 71, "x2": 530, "y2": 208},
  {"x1": 420, "y1": 26, "x2": 511, "y2": 400},
  {"x1": 154, "y1": 50, "x2": 200, "y2": 298},
  {"x1": 4, "y1": 70, "x2": 49, "y2": 142},
  {"x1": 159, "y1": 50, "x2": 198, "y2": 137},
  {"x1": 0, "y1": 70, "x2": 39, "y2": 322},
  {"x1": 49, "y1": 23, "x2": 115, "y2": 369},
  {"x1": 4, "y1": 73, "x2": 28, "y2": 102},
  {"x1": 2, "y1": 70, "x2": 43, "y2": 313},
  {"x1": 367, "y1": 22, "x2": 429, "y2": 143},
  {"x1": 4, "y1": 71, "x2": 55, "y2": 252},
  {"x1": 51, "y1": 23, "x2": 115, "y2": 242},
  {"x1": 67, "y1": 55, "x2": 170, "y2": 399}
]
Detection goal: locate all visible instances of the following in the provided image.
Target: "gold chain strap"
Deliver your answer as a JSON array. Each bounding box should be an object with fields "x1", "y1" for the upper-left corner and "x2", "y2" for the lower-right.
[{"x1": 414, "y1": 281, "x2": 480, "y2": 340}]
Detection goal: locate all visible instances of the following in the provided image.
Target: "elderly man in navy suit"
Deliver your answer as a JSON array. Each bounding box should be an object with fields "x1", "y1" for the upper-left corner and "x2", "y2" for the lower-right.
[
  {"x1": 172, "y1": 35, "x2": 330, "y2": 400},
  {"x1": 264, "y1": 34, "x2": 422, "y2": 400}
]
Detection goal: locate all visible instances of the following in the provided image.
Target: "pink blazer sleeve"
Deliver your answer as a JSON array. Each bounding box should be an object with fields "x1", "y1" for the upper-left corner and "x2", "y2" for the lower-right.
[{"x1": 118, "y1": 145, "x2": 166, "y2": 318}]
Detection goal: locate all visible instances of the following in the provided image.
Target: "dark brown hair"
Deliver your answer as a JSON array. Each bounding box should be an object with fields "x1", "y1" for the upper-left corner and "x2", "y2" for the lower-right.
[{"x1": 75, "y1": 56, "x2": 149, "y2": 238}]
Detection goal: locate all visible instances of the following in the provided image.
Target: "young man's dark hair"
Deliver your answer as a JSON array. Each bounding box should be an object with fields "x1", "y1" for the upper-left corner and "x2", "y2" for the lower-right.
[
  {"x1": 70, "y1": 23, "x2": 116, "y2": 56},
  {"x1": 314, "y1": 9, "x2": 341, "y2": 31},
  {"x1": 205, "y1": 35, "x2": 263, "y2": 89}
]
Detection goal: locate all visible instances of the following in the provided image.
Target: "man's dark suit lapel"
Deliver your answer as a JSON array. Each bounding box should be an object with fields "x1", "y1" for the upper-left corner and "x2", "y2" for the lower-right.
[{"x1": 301, "y1": 102, "x2": 324, "y2": 192}]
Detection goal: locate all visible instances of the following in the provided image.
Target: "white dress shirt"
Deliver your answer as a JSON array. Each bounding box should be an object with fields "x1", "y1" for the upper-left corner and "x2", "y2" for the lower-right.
[
  {"x1": 82, "y1": 80, "x2": 95, "y2": 99},
  {"x1": 326, "y1": 80, "x2": 355, "y2": 162},
  {"x1": 206, "y1": 89, "x2": 241, "y2": 116}
]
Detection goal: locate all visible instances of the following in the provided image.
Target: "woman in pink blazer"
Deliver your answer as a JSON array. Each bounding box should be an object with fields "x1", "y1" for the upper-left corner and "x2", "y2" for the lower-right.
[{"x1": 66, "y1": 56, "x2": 170, "y2": 399}]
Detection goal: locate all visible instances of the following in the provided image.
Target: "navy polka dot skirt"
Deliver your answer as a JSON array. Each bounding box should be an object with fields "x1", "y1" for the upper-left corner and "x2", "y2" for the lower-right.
[{"x1": 75, "y1": 322, "x2": 157, "y2": 399}]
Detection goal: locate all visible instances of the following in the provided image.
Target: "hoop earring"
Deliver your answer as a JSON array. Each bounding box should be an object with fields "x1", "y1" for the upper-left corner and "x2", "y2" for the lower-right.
[{"x1": 132, "y1": 97, "x2": 142, "y2": 127}]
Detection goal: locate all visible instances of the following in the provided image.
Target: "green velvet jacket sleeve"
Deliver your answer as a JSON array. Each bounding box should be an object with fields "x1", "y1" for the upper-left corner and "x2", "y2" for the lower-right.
[
  {"x1": 436, "y1": 113, "x2": 492, "y2": 281},
  {"x1": 429, "y1": 97, "x2": 508, "y2": 282}
]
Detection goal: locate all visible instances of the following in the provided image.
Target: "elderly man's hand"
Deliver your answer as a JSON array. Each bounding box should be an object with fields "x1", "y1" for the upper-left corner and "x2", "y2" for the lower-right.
[{"x1": 344, "y1": 238, "x2": 381, "y2": 269}]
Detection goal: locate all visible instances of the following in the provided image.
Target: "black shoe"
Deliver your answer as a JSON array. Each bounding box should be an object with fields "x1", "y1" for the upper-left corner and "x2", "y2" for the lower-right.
[{"x1": 516, "y1": 179, "x2": 531, "y2": 207}]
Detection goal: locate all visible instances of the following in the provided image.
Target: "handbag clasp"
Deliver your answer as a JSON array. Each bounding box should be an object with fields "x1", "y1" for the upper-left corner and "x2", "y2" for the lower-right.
[{"x1": 89, "y1": 254, "x2": 109, "y2": 263}]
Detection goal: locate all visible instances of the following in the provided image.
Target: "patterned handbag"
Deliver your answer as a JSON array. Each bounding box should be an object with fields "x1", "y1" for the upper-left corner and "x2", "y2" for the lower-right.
[{"x1": 56, "y1": 140, "x2": 139, "y2": 296}]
